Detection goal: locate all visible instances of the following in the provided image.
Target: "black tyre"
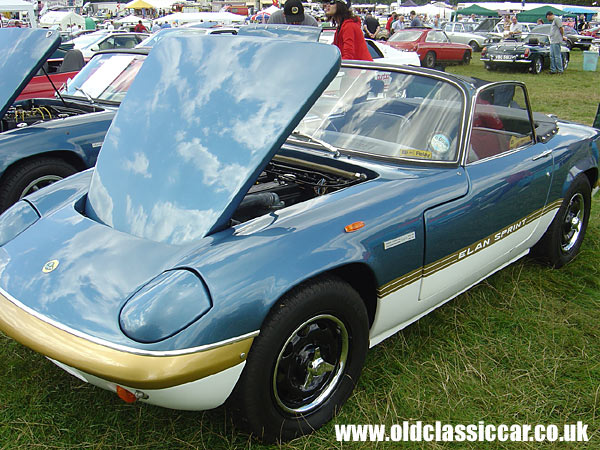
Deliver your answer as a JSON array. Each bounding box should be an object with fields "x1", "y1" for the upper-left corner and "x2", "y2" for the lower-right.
[
  {"x1": 0, "y1": 157, "x2": 77, "y2": 212},
  {"x1": 531, "y1": 56, "x2": 543, "y2": 74},
  {"x1": 461, "y1": 50, "x2": 472, "y2": 65},
  {"x1": 562, "y1": 54, "x2": 569, "y2": 70},
  {"x1": 565, "y1": 40, "x2": 573, "y2": 50},
  {"x1": 484, "y1": 63, "x2": 496, "y2": 71},
  {"x1": 424, "y1": 51, "x2": 436, "y2": 68},
  {"x1": 229, "y1": 275, "x2": 369, "y2": 442},
  {"x1": 468, "y1": 41, "x2": 480, "y2": 52},
  {"x1": 532, "y1": 175, "x2": 591, "y2": 268}
]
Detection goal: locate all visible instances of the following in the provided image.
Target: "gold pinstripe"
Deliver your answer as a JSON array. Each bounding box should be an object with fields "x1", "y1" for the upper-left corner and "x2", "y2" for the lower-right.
[{"x1": 378, "y1": 200, "x2": 563, "y2": 298}]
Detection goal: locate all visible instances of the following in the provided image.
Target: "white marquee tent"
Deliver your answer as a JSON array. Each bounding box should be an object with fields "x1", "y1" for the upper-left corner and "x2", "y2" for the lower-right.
[
  {"x1": 153, "y1": 11, "x2": 246, "y2": 26},
  {"x1": 0, "y1": 0, "x2": 37, "y2": 27},
  {"x1": 39, "y1": 10, "x2": 86, "y2": 30}
]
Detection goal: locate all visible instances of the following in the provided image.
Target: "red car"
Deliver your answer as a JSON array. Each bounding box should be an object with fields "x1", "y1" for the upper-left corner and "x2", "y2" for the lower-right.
[
  {"x1": 582, "y1": 26, "x2": 600, "y2": 38},
  {"x1": 17, "y1": 50, "x2": 85, "y2": 100},
  {"x1": 384, "y1": 27, "x2": 472, "y2": 68}
]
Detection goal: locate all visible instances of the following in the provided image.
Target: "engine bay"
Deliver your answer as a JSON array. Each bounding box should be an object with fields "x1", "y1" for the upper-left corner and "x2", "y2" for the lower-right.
[
  {"x1": 0, "y1": 99, "x2": 102, "y2": 133},
  {"x1": 232, "y1": 154, "x2": 372, "y2": 225}
]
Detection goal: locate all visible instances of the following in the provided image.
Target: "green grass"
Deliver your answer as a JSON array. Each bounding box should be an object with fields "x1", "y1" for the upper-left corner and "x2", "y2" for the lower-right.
[{"x1": 1, "y1": 51, "x2": 600, "y2": 449}]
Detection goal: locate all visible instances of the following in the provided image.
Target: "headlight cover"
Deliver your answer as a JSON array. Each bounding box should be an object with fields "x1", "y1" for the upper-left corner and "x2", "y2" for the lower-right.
[
  {"x1": 120, "y1": 269, "x2": 212, "y2": 343},
  {"x1": 0, "y1": 201, "x2": 40, "y2": 247}
]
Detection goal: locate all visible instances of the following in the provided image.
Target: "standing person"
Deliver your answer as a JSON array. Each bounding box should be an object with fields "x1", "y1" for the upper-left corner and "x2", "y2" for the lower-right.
[
  {"x1": 536, "y1": 18, "x2": 544, "y2": 25},
  {"x1": 362, "y1": 13, "x2": 379, "y2": 39},
  {"x1": 151, "y1": 21, "x2": 160, "y2": 33},
  {"x1": 392, "y1": 15, "x2": 405, "y2": 33},
  {"x1": 508, "y1": 15, "x2": 522, "y2": 39},
  {"x1": 324, "y1": 0, "x2": 373, "y2": 61},
  {"x1": 546, "y1": 11, "x2": 564, "y2": 74},
  {"x1": 268, "y1": 0, "x2": 318, "y2": 26},
  {"x1": 134, "y1": 20, "x2": 147, "y2": 32},
  {"x1": 409, "y1": 10, "x2": 421, "y2": 27},
  {"x1": 107, "y1": 20, "x2": 115, "y2": 31},
  {"x1": 386, "y1": 12, "x2": 397, "y2": 34}
]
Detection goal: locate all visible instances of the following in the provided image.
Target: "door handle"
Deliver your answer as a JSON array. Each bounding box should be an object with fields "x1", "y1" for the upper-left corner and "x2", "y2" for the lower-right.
[{"x1": 532, "y1": 149, "x2": 552, "y2": 161}]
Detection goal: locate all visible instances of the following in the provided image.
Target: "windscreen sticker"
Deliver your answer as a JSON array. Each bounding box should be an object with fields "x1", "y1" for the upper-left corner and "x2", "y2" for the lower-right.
[
  {"x1": 430, "y1": 134, "x2": 450, "y2": 154},
  {"x1": 397, "y1": 148, "x2": 432, "y2": 159}
]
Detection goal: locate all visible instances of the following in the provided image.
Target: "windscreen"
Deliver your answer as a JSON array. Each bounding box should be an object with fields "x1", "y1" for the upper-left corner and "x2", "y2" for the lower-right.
[{"x1": 296, "y1": 68, "x2": 465, "y2": 162}]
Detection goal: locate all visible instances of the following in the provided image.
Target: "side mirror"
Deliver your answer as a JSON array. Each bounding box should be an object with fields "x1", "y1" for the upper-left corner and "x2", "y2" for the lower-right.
[{"x1": 90, "y1": 45, "x2": 99, "y2": 52}]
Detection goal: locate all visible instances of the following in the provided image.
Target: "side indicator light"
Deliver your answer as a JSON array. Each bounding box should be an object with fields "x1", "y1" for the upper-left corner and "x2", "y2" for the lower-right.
[
  {"x1": 116, "y1": 385, "x2": 137, "y2": 403},
  {"x1": 344, "y1": 221, "x2": 365, "y2": 233}
]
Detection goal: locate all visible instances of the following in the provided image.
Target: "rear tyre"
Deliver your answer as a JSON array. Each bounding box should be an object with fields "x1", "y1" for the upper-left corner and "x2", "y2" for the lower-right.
[
  {"x1": 531, "y1": 56, "x2": 543, "y2": 74},
  {"x1": 0, "y1": 157, "x2": 77, "y2": 213},
  {"x1": 229, "y1": 276, "x2": 369, "y2": 442},
  {"x1": 461, "y1": 51, "x2": 472, "y2": 65},
  {"x1": 424, "y1": 51, "x2": 436, "y2": 68},
  {"x1": 468, "y1": 41, "x2": 480, "y2": 52},
  {"x1": 484, "y1": 63, "x2": 496, "y2": 71},
  {"x1": 531, "y1": 175, "x2": 591, "y2": 268},
  {"x1": 562, "y1": 54, "x2": 569, "y2": 70}
]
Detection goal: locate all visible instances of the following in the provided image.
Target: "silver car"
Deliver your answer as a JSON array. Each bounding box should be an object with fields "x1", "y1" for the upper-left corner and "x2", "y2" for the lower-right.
[{"x1": 443, "y1": 22, "x2": 486, "y2": 52}]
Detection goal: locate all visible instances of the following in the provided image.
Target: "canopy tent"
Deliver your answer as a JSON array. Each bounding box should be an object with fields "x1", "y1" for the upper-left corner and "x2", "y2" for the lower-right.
[
  {"x1": 562, "y1": 6, "x2": 597, "y2": 22},
  {"x1": 84, "y1": 16, "x2": 96, "y2": 30},
  {"x1": 125, "y1": 0, "x2": 156, "y2": 9},
  {"x1": 39, "y1": 11, "x2": 86, "y2": 30},
  {"x1": 396, "y1": 3, "x2": 454, "y2": 20},
  {"x1": 402, "y1": 0, "x2": 417, "y2": 6},
  {"x1": 516, "y1": 5, "x2": 563, "y2": 24},
  {"x1": 0, "y1": 0, "x2": 36, "y2": 27},
  {"x1": 455, "y1": 4, "x2": 498, "y2": 17},
  {"x1": 153, "y1": 12, "x2": 246, "y2": 26}
]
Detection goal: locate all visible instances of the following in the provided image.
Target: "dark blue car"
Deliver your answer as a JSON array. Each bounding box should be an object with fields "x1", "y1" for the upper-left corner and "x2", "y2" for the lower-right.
[
  {"x1": 0, "y1": 33, "x2": 598, "y2": 442},
  {"x1": 0, "y1": 28, "x2": 146, "y2": 212}
]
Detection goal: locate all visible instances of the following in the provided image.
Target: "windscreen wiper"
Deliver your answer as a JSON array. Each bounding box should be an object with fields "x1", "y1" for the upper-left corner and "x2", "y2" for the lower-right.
[
  {"x1": 288, "y1": 130, "x2": 340, "y2": 158},
  {"x1": 75, "y1": 87, "x2": 95, "y2": 104}
]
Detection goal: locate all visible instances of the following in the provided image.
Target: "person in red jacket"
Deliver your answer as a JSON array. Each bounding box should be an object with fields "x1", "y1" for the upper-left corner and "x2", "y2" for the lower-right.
[
  {"x1": 324, "y1": 0, "x2": 373, "y2": 61},
  {"x1": 134, "y1": 20, "x2": 148, "y2": 33}
]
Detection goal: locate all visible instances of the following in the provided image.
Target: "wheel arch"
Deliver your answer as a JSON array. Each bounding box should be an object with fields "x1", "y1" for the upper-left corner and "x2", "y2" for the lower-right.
[
  {"x1": 0, "y1": 150, "x2": 87, "y2": 187},
  {"x1": 562, "y1": 163, "x2": 598, "y2": 198}
]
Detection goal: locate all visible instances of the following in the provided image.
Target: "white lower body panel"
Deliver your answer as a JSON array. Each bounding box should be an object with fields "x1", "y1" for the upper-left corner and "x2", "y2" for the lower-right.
[{"x1": 50, "y1": 358, "x2": 245, "y2": 410}]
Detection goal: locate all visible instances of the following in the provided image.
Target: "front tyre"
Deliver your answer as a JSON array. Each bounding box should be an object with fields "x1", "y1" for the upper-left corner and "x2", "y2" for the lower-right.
[
  {"x1": 461, "y1": 50, "x2": 472, "y2": 65},
  {"x1": 532, "y1": 175, "x2": 591, "y2": 268},
  {"x1": 424, "y1": 51, "x2": 437, "y2": 68},
  {"x1": 531, "y1": 56, "x2": 543, "y2": 74},
  {"x1": 229, "y1": 276, "x2": 369, "y2": 442},
  {"x1": 0, "y1": 157, "x2": 77, "y2": 213}
]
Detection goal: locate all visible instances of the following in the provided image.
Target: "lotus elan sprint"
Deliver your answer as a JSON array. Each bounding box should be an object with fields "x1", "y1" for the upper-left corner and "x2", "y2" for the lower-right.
[{"x1": 0, "y1": 34, "x2": 598, "y2": 442}]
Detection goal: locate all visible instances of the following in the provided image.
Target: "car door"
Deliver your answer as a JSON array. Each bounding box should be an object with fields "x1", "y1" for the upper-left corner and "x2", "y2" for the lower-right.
[{"x1": 419, "y1": 83, "x2": 553, "y2": 306}]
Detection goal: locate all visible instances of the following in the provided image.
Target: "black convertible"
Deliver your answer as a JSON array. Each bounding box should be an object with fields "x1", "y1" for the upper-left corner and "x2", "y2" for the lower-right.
[{"x1": 481, "y1": 34, "x2": 570, "y2": 74}]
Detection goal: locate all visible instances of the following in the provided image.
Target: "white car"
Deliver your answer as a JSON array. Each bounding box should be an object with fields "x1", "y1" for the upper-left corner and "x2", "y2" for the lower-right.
[
  {"x1": 442, "y1": 22, "x2": 487, "y2": 52},
  {"x1": 320, "y1": 29, "x2": 421, "y2": 66},
  {"x1": 67, "y1": 31, "x2": 149, "y2": 59}
]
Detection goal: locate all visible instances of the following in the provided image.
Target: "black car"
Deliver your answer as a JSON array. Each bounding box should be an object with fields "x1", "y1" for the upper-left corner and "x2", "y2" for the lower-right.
[
  {"x1": 531, "y1": 24, "x2": 593, "y2": 50},
  {"x1": 481, "y1": 34, "x2": 570, "y2": 74}
]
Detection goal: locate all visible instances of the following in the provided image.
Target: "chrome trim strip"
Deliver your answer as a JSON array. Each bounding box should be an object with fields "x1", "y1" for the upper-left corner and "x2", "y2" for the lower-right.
[{"x1": 0, "y1": 285, "x2": 259, "y2": 357}]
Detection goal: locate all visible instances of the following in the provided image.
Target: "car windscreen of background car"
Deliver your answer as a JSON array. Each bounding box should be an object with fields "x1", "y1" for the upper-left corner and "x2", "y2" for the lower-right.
[
  {"x1": 62, "y1": 53, "x2": 146, "y2": 102},
  {"x1": 388, "y1": 30, "x2": 423, "y2": 42},
  {"x1": 296, "y1": 69, "x2": 464, "y2": 162}
]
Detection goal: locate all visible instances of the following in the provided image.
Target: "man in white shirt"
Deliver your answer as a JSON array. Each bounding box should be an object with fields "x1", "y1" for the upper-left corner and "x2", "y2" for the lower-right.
[{"x1": 508, "y1": 16, "x2": 522, "y2": 39}]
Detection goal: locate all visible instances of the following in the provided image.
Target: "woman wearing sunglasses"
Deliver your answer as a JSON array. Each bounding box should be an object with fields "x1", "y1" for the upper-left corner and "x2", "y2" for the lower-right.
[{"x1": 324, "y1": 0, "x2": 373, "y2": 61}]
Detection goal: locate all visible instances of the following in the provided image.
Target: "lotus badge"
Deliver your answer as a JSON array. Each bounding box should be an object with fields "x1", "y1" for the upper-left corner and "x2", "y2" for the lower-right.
[{"x1": 42, "y1": 259, "x2": 59, "y2": 273}]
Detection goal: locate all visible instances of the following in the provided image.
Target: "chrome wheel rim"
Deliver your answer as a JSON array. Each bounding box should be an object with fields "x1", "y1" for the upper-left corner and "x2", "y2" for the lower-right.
[
  {"x1": 561, "y1": 192, "x2": 584, "y2": 253},
  {"x1": 273, "y1": 314, "x2": 349, "y2": 414},
  {"x1": 535, "y1": 59, "x2": 542, "y2": 73},
  {"x1": 19, "y1": 175, "x2": 63, "y2": 199}
]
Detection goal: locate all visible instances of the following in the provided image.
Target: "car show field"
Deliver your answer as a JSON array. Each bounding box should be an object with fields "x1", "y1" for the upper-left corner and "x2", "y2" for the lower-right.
[{"x1": 0, "y1": 25, "x2": 599, "y2": 448}]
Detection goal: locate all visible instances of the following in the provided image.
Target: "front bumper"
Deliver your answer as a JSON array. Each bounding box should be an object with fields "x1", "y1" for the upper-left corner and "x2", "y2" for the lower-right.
[{"x1": 0, "y1": 290, "x2": 255, "y2": 390}]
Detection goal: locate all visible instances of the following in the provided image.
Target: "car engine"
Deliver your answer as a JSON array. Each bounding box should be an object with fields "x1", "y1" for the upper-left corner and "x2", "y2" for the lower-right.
[{"x1": 0, "y1": 100, "x2": 100, "y2": 133}]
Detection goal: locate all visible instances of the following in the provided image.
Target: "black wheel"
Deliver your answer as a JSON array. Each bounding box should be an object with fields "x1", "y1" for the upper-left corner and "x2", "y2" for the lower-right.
[
  {"x1": 461, "y1": 50, "x2": 472, "y2": 65},
  {"x1": 0, "y1": 157, "x2": 77, "y2": 212},
  {"x1": 565, "y1": 40, "x2": 573, "y2": 50},
  {"x1": 424, "y1": 51, "x2": 436, "y2": 68},
  {"x1": 582, "y1": 45, "x2": 590, "y2": 51},
  {"x1": 468, "y1": 41, "x2": 480, "y2": 52},
  {"x1": 484, "y1": 63, "x2": 496, "y2": 71},
  {"x1": 530, "y1": 56, "x2": 543, "y2": 74},
  {"x1": 562, "y1": 54, "x2": 569, "y2": 70},
  {"x1": 229, "y1": 275, "x2": 369, "y2": 442},
  {"x1": 532, "y1": 175, "x2": 591, "y2": 268}
]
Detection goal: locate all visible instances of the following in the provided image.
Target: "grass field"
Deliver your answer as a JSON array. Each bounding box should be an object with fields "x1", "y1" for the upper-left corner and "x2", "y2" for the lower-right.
[{"x1": 0, "y1": 51, "x2": 599, "y2": 449}]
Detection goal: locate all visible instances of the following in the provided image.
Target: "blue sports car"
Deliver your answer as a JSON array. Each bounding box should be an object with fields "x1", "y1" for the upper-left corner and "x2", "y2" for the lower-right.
[
  {"x1": 0, "y1": 33, "x2": 598, "y2": 441},
  {"x1": 0, "y1": 29, "x2": 146, "y2": 212}
]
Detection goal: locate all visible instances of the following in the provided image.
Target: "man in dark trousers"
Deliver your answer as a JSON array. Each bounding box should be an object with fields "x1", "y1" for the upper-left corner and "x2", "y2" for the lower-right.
[{"x1": 362, "y1": 13, "x2": 379, "y2": 39}]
